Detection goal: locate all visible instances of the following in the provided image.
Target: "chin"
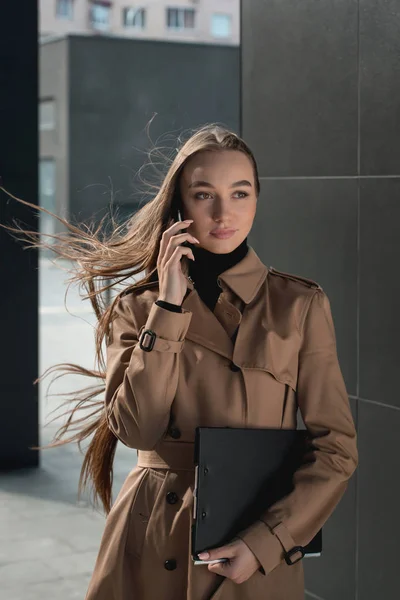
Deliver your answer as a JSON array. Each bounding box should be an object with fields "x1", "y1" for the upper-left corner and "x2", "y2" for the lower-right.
[{"x1": 205, "y1": 236, "x2": 241, "y2": 254}]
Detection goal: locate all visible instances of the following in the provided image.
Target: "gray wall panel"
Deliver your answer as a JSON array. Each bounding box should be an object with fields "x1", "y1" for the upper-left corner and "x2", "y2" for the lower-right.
[
  {"x1": 241, "y1": 0, "x2": 358, "y2": 177},
  {"x1": 360, "y1": 0, "x2": 400, "y2": 175},
  {"x1": 359, "y1": 178, "x2": 400, "y2": 408},
  {"x1": 357, "y1": 400, "x2": 400, "y2": 599},
  {"x1": 242, "y1": 0, "x2": 399, "y2": 598}
]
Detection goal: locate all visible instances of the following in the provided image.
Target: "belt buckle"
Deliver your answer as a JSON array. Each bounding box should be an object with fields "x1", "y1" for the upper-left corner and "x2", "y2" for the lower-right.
[
  {"x1": 284, "y1": 546, "x2": 305, "y2": 565},
  {"x1": 139, "y1": 329, "x2": 156, "y2": 352}
]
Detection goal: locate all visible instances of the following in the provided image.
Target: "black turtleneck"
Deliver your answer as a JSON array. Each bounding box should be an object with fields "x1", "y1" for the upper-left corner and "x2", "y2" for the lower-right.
[
  {"x1": 188, "y1": 237, "x2": 248, "y2": 311},
  {"x1": 156, "y1": 238, "x2": 249, "y2": 313}
]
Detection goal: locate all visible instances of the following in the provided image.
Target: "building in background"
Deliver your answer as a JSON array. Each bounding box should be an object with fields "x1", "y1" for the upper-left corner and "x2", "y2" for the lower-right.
[
  {"x1": 39, "y1": 35, "x2": 239, "y2": 237},
  {"x1": 39, "y1": 0, "x2": 240, "y2": 45}
]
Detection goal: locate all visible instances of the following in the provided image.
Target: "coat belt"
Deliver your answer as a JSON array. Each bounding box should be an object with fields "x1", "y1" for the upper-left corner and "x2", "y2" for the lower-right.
[{"x1": 137, "y1": 441, "x2": 195, "y2": 471}]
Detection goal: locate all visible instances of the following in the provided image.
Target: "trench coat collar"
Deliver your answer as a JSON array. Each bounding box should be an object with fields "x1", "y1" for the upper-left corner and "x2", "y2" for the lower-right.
[
  {"x1": 181, "y1": 246, "x2": 268, "y2": 360},
  {"x1": 184, "y1": 245, "x2": 268, "y2": 305}
]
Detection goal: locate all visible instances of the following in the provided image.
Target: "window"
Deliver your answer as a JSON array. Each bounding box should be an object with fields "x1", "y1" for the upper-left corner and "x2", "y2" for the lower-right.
[
  {"x1": 91, "y1": 2, "x2": 111, "y2": 31},
  {"x1": 167, "y1": 8, "x2": 195, "y2": 30},
  {"x1": 39, "y1": 100, "x2": 55, "y2": 131},
  {"x1": 123, "y1": 7, "x2": 146, "y2": 28},
  {"x1": 211, "y1": 14, "x2": 232, "y2": 38},
  {"x1": 56, "y1": 0, "x2": 73, "y2": 19}
]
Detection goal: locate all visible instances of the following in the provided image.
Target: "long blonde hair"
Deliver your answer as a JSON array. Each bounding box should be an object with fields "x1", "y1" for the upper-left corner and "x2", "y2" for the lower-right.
[{"x1": 0, "y1": 124, "x2": 260, "y2": 514}]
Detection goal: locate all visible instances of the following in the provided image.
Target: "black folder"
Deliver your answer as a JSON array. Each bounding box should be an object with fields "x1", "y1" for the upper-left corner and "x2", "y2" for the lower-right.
[{"x1": 192, "y1": 427, "x2": 322, "y2": 563}]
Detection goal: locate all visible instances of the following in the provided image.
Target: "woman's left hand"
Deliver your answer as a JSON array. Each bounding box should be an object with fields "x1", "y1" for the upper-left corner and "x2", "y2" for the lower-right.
[{"x1": 198, "y1": 538, "x2": 262, "y2": 584}]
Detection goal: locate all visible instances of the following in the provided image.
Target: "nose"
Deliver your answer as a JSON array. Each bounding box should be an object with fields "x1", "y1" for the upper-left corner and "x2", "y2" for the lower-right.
[{"x1": 211, "y1": 197, "x2": 232, "y2": 222}]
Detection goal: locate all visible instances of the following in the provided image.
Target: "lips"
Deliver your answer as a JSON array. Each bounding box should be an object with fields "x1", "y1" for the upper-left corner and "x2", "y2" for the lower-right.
[{"x1": 210, "y1": 229, "x2": 237, "y2": 239}]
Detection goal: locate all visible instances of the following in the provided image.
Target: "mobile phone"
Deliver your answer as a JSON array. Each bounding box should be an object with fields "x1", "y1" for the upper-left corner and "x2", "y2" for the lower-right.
[{"x1": 176, "y1": 208, "x2": 192, "y2": 248}]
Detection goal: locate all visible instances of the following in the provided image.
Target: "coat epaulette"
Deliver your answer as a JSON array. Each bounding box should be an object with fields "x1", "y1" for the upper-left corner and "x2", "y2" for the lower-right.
[{"x1": 268, "y1": 266, "x2": 323, "y2": 291}]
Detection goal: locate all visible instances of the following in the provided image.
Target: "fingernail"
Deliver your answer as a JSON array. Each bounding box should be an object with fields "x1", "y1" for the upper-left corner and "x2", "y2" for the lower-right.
[
  {"x1": 184, "y1": 219, "x2": 193, "y2": 223},
  {"x1": 198, "y1": 552, "x2": 209, "y2": 560}
]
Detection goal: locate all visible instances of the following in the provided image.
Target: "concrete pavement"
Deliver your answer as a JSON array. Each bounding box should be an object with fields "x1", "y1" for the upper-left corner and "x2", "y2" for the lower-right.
[{"x1": 1, "y1": 257, "x2": 137, "y2": 599}]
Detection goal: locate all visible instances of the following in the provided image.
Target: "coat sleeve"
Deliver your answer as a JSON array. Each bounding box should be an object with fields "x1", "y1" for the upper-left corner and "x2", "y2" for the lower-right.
[
  {"x1": 105, "y1": 295, "x2": 192, "y2": 450},
  {"x1": 237, "y1": 289, "x2": 358, "y2": 575}
]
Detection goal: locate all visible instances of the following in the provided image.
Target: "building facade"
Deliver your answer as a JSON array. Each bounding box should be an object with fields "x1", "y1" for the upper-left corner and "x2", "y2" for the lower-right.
[
  {"x1": 39, "y1": 35, "x2": 240, "y2": 234},
  {"x1": 40, "y1": 0, "x2": 240, "y2": 45}
]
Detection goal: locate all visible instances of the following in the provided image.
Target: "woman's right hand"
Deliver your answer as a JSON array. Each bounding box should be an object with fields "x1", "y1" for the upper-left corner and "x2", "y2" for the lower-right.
[{"x1": 157, "y1": 219, "x2": 200, "y2": 306}]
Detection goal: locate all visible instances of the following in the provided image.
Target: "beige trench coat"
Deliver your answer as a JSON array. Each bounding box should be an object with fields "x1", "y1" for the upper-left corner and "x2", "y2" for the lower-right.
[{"x1": 85, "y1": 246, "x2": 358, "y2": 600}]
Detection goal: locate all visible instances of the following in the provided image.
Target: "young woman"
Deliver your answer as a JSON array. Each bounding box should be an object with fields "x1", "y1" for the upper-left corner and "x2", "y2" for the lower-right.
[{"x1": 2, "y1": 124, "x2": 358, "y2": 600}]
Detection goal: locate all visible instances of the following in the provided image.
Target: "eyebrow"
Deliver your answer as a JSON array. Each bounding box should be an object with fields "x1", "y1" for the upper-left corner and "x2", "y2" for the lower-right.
[{"x1": 188, "y1": 179, "x2": 253, "y2": 189}]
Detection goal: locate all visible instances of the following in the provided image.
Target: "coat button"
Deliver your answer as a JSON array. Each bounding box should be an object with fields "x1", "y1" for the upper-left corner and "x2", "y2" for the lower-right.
[
  {"x1": 164, "y1": 559, "x2": 177, "y2": 571},
  {"x1": 166, "y1": 491, "x2": 178, "y2": 505},
  {"x1": 230, "y1": 362, "x2": 240, "y2": 372},
  {"x1": 169, "y1": 427, "x2": 181, "y2": 439}
]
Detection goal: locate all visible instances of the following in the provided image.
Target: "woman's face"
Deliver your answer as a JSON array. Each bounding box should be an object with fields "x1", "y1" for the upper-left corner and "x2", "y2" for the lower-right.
[{"x1": 179, "y1": 149, "x2": 258, "y2": 254}]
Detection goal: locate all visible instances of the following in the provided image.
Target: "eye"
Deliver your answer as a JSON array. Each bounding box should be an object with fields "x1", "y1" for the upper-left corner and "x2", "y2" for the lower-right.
[
  {"x1": 195, "y1": 192, "x2": 213, "y2": 200},
  {"x1": 234, "y1": 191, "x2": 249, "y2": 199}
]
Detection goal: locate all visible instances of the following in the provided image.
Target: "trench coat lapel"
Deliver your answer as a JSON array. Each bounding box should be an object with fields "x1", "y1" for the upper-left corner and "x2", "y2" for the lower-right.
[
  {"x1": 181, "y1": 246, "x2": 268, "y2": 361},
  {"x1": 181, "y1": 290, "x2": 234, "y2": 360}
]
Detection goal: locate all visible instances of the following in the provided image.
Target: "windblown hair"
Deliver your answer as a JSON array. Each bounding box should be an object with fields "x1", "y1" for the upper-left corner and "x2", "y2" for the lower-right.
[{"x1": 0, "y1": 124, "x2": 260, "y2": 514}]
